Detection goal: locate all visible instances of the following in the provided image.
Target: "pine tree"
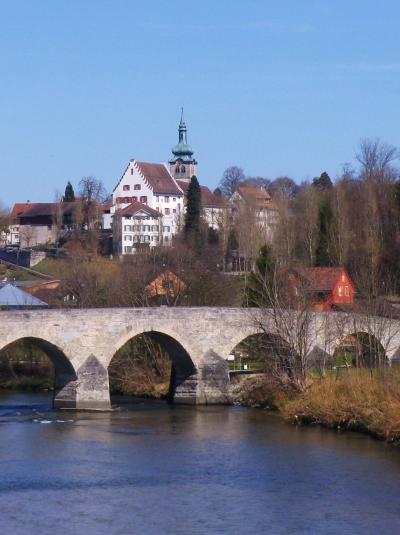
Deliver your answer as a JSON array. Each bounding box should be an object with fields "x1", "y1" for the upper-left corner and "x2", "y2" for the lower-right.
[
  {"x1": 245, "y1": 244, "x2": 275, "y2": 306},
  {"x1": 184, "y1": 175, "x2": 201, "y2": 234},
  {"x1": 64, "y1": 181, "x2": 75, "y2": 202},
  {"x1": 312, "y1": 172, "x2": 333, "y2": 190},
  {"x1": 315, "y1": 202, "x2": 333, "y2": 266}
]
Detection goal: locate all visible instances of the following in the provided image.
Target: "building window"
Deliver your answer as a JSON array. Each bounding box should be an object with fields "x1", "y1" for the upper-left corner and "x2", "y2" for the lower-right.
[
  {"x1": 123, "y1": 185, "x2": 130, "y2": 191},
  {"x1": 124, "y1": 197, "x2": 130, "y2": 203},
  {"x1": 173, "y1": 198, "x2": 176, "y2": 202},
  {"x1": 144, "y1": 235, "x2": 150, "y2": 242},
  {"x1": 164, "y1": 196, "x2": 169, "y2": 203},
  {"x1": 140, "y1": 196, "x2": 147, "y2": 204},
  {"x1": 130, "y1": 169, "x2": 134, "y2": 175},
  {"x1": 165, "y1": 208, "x2": 170, "y2": 215},
  {"x1": 338, "y1": 285, "x2": 343, "y2": 297},
  {"x1": 173, "y1": 209, "x2": 176, "y2": 214},
  {"x1": 345, "y1": 286, "x2": 350, "y2": 297},
  {"x1": 163, "y1": 225, "x2": 170, "y2": 233},
  {"x1": 124, "y1": 235, "x2": 133, "y2": 241},
  {"x1": 134, "y1": 184, "x2": 141, "y2": 190},
  {"x1": 181, "y1": 166, "x2": 185, "y2": 173},
  {"x1": 175, "y1": 166, "x2": 180, "y2": 173},
  {"x1": 124, "y1": 246, "x2": 132, "y2": 253},
  {"x1": 164, "y1": 236, "x2": 169, "y2": 242},
  {"x1": 123, "y1": 225, "x2": 131, "y2": 232}
]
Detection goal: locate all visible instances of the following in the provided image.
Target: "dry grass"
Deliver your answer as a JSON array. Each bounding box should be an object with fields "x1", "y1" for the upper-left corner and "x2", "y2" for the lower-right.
[{"x1": 282, "y1": 369, "x2": 400, "y2": 444}]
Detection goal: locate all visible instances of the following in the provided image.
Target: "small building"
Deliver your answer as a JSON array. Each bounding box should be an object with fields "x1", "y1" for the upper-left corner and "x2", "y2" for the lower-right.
[
  {"x1": 145, "y1": 270, "x2": 187, "y2": 304},
  {"x1": 288, "y1": 267, "x2": 355, "y2": 311},
  {"x1": 0, "y1": 283, "x2": 49, "y2": 309}
]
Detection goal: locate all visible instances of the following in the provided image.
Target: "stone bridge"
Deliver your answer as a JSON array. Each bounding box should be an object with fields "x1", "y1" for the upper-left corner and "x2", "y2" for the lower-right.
[{"x1": 1, "y1": 307, "x2": 400, "y2": 410}]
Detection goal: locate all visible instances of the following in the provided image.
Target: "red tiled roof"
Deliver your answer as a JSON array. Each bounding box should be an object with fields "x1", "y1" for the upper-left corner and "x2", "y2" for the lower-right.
[
  {"x1": 17, "y1": 202, "x2": 77, "y2": 219},
  {"x1": 176, "y1": 180, "x2": 226, "y2": 208},
  {"x1": 10, "y1": 203, "x2": 32, "y2": 221},
  {"x1": 236, "y1": 186, "x2": 275, "y2": 209},
  {"x1": 119, "y1": 202, "x2": 160, "y2": 218},
  {"x1": 135, "y1": 161, "x2": 183, "y2": 195},
  {"x1": 294, "y1": 267, "x2": 349, "y2": 292}
]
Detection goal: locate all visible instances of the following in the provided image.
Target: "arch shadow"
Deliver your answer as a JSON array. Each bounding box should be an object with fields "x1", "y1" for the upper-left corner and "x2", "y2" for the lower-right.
[
  {"x1": 0, "y1": 337, "x2": 77, "y2": 408},
  {"x1": 228, "y1": 332, "x2": 294, "y2": 376},
  {"x1": 109, "y1": 330, "x2": 196, "y2": 403},
  {"x1": 334, "y1": 332, "x2": 388, "y2": 368}
]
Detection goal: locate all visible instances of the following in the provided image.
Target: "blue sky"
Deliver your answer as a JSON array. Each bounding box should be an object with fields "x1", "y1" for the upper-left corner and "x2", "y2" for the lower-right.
[{"x1": 0, "y1": 0, "x2": 399, "y2": 205}]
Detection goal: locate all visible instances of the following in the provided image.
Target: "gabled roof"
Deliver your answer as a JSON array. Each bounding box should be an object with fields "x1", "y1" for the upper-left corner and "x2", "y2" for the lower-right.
[
  {"x1": 135, "y1": 161, "x2": 183, "y2": 195},
  {"x1": 14, "y1": 202, "x2": 77, "y2": 219},
  {"x1": 0, "y1": 284, "x2": 48, "y2": 307},
  {"x1": 145, "y1": 270, "x2": 187, "y2": 298},
  {"x1": 176, "y1": 180, "x2": 226, "y2": 208},
  {"x1": 293, "y1": 267, "x2": 350, "y2": 292},
  {"x1": 234, "y1": 186, "x2": 275, "y2": 209},
  {"x1": 119, "y1": 202, "x2": 160, "y2": 218},
  {"x1": 10, "y1": 203, "x2": 32, "y2": 221}
]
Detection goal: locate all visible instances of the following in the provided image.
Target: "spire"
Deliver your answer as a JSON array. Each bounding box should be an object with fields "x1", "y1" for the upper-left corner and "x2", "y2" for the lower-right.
[{"x1": 178, "y1": 107, "x2": 187, "y2": 144}]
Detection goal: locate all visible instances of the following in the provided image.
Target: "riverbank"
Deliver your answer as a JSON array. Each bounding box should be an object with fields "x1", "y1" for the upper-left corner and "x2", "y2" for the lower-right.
[{"x1": 231, "y1": 369, "x2": 400, "y2": 446}]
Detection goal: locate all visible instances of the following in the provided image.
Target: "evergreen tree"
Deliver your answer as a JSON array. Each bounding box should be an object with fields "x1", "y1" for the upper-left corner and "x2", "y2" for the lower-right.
[
  {"x1": 394, "y1": 179, "x2": 400, "y2": 211},
  {"x1": 312, "y1": 171, "x2": 333, "y2": 190},
  {"x1": 184, "y1": 175, "x2": 201, "y2": 234},
  {"x1": 245, "y1": 244, "x2": 275, "y2": 306},
  {"x1": 64, "y1": 181, "x2": 75, "y2": 202},
  {"x1": 315, "y1": 202, "x2": 333, "y2": 266}
]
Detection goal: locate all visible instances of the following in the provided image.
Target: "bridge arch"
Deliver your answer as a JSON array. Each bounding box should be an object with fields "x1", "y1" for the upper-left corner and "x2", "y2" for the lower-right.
[
  {"x1": 108, "y1": 330, "x2": 196, "y2": 403},
  {"x1": 333, "y1": 331, "x2": 388, "y2": 368},
  {"x1": 227, "y1": 331, "x2": 293, "y2": 375},
  {"x1": 0, "y1": 336, "x2": 77, "y2": 408}
]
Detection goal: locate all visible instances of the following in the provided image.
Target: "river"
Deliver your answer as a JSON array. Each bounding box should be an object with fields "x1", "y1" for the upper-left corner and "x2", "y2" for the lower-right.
[{"x1": 0, "y1": 391, "x2": 399, "y2": 535}]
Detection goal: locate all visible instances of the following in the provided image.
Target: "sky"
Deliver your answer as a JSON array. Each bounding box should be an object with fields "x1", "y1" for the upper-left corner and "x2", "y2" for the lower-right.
[{"x1": 0, "y1": 0, "x2": 399, "y2": 206}]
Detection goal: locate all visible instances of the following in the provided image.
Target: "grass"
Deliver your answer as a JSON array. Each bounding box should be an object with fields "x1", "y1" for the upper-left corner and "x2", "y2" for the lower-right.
[{"x1": 282, "y1": 369, "x2": 400, "y2": 445}]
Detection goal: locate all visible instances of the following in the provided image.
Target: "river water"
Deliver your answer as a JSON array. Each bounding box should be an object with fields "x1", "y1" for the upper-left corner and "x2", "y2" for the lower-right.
[{"x1": 0, "y1": 392, "x2": 400, "y2": 535}]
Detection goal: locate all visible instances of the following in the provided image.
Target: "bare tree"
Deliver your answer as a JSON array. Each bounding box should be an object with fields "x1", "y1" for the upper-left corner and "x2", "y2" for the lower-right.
[
  {"x1": 78, "y1": 176, "x2": 107, "y2": 230},
  {"x1": 219, "y1": 166, "x2": 245, "y2": 196},
  {"x1": 0, "y1": 203, "x2": 10, "y2": 245},
  {"x1": 270, "y1": 176, "x2": 299, "y2": 200},
  {"x1": 356, "y1": 138, "x2": 399, "y2": 183}
]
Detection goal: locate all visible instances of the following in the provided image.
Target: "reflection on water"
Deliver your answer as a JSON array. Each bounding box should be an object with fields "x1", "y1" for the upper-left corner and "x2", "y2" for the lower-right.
[{"x1": 0, "y1": 391, "x2": 400, "y2": 535}]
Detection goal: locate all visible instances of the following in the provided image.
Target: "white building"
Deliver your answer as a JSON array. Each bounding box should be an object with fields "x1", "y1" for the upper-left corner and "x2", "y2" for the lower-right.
[
  {"x1": 110, "y1": 160, "x2": 184, "y2": 254},
  {"x1": 112, "y1": 202, "x2": 162, "y2": 254}
]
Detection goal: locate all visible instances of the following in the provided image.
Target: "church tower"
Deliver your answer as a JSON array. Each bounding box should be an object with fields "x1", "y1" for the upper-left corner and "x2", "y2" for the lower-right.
[{"x1": 169, "y1": 109, "x2": 197, "y2": 182}]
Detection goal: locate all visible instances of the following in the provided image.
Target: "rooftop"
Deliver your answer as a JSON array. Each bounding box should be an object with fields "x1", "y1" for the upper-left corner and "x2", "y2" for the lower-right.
[{"x1": 135, "y1": 161, "x2": 183, "y2": 196}]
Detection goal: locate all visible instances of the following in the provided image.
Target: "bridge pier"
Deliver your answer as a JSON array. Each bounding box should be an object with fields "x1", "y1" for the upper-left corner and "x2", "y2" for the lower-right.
[
  {"x1": 173, "y1": 351, "x2": 231, "y2": 405},
  {"x1": 54, "y1": 354, "x2": 111, "y2": 411}
]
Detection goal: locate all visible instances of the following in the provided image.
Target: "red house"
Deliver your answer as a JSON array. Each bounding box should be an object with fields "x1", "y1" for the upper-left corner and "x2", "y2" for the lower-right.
[{"x1": 288, "y1": 267, "x2": 355, "y2": 311}]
